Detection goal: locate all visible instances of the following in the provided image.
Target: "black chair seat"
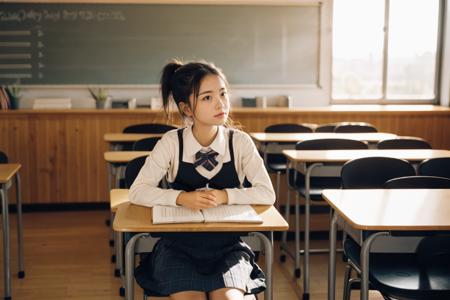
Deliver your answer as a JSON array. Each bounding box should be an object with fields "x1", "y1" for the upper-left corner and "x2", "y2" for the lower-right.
[
  {"x1": 344, "y1": 238, "x2": 450, "y2": 300},
  {"x1": 267, "y1": 163, "x2": 288, "y2": 173}
]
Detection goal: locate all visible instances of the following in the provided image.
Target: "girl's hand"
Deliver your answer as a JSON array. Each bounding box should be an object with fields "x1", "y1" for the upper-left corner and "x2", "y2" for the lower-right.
[
  {"x1": 207, "y1": 189, "x2": 228, "y2": 205},
  {"x1": 176, "y1": 191, "x2": 218, "y2": 210}
]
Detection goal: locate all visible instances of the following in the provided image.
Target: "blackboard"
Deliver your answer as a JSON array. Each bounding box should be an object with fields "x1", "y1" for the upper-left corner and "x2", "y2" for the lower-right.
[{"x1": 0, "y1": 3, "x2": 320, "y2": 85}]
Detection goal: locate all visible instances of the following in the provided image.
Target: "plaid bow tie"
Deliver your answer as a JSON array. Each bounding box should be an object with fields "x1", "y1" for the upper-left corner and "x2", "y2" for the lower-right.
[{"x1": 194, "y1": 149, "x2": 219, "y2": 171}]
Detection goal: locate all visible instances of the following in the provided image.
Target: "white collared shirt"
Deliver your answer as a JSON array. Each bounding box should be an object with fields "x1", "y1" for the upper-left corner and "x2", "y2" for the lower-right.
[{"x1": 129, "y1": 126, "x2": 276, "y2": 207}]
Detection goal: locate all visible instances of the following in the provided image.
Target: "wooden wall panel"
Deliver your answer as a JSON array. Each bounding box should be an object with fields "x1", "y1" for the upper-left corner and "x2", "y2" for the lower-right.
[{"x1": 0, "y1": 106, "x2": 448, "y2": 204}]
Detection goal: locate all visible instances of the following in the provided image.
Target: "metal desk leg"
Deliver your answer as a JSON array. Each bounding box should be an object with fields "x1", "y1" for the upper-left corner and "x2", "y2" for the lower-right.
[
  {"x1": 360, "y1": 232, "x2": 388, "y2": 300},
  {"x1": 328, "y1": 211, "x2": 338, "y2": 300},
  {"x1": 250, "y1": 232, "x2": 273, "y2": 300},
  {"x1": 15, "y1": 173, "x2": 24, "y2": 278},
  {"x1": 107, "y1": 162, "x2": 112, "y2": 194},
  {"x1": 291, "y1": 161, "x2": 301, "y2": 277},
  {"x1": 125, "y1": 233, "x2": 150, "y2": 300},
  {"x1": 280, "y1": 164, "x2": 292, "y2": 262},
  {"x1": 1, "y1": 186, "x2": 11, "y2": 300},
  {"x1": 294, "y1": 191, "x2": 301, "y2": 277},
  {"x1": 302, "y1": 163, "x2": 323, "y2": 300},
  {"x1": 115, "y1": 230, "x2": 124, "y2": 277}
]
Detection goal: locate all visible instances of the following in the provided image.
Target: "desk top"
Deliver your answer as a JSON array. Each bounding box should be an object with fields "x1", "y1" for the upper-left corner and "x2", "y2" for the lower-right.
[
  {"x1": 250, "y1": 132, "x2": 397, "y2": 143},
  {"x1": 104, "y1": 133, "x2": 164, "y2": 143},
  {"x1": 283, "y1": 149, "x2": 450, "y2": 163},
  {"x1": 322, "y1": 189, "x2": 450, "y2": 231},
  {"x1": 0, "y1": 164, "x2": 21, "y2": 184},
  {"x1": 104, "y1": 151, "x2": 151, "y2": 163},
  {"x1": 113, "y1": 200, "x2": 289, "y2": 233}
]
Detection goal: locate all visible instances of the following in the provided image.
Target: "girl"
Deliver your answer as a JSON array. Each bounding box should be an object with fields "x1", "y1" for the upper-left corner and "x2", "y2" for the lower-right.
[{"x1": 130, "y1": 60, "x2": 275, "y2": 300}]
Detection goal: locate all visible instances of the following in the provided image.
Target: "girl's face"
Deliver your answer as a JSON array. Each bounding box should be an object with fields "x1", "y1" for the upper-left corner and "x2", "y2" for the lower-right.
[{"x1": 185, "y1": 74, "x2": 230, "y2": 127}]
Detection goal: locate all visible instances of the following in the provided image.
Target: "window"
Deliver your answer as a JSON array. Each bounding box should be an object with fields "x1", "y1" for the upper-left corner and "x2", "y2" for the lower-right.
[{"x1": 332, "y1": 0, "x2": 441, "y2": 102}]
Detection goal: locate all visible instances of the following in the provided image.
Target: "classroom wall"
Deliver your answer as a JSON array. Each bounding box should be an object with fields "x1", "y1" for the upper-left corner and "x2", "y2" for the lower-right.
[{"x1": 9, "y1": 0, "x2": 450, "y2": 107}]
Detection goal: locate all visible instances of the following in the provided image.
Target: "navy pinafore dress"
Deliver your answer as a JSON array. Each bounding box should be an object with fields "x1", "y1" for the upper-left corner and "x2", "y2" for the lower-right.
[{"x1": 135, "y1": 128, "x2": 266, "y2": 296}]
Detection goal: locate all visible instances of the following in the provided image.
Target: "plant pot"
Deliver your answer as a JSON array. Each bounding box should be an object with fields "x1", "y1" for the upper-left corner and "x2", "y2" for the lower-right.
[
  {"x1": 10, "y1": 97, "x2": 20, "y2": 109},
  {"x1": 95, "y1": 101, "x2": 106, "y2": 109}
]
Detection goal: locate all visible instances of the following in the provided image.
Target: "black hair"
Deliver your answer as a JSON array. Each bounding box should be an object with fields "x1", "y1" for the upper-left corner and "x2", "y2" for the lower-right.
[{"x1": 160, "y1": 59, "x2": 229, "y2": 121}]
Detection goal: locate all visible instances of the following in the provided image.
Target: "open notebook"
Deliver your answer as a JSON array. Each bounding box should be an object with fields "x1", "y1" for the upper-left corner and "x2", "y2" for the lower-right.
[{"x1": 152, "y1": 205, "x2": 263, "y2": 224}]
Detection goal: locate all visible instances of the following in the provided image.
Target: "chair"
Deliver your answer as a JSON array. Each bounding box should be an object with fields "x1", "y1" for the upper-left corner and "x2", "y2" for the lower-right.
[
  {"x1": 132, "y1": 137, "x2": 161, "y2": 151},
  {"x1": 419, "y1": 157, "x2": 450, "y2": 179},
  {"x1": 414, "y1": 235, "x2": 450, "y2": 299},
  {"x1": 123, "y1": 123, "x2": 177, "y2": 134},
  {"x1": 280, "y1": 138, "x2": 368, "y2": 276},
  {"x1": 0, "y1": 151, "x2": 8, "y2": 163},
  {"x1": 340, "y1": 157, "x2": 420, "y2": 300},
  {"x1": 384, "y1": 176, "x2": 450, "y2": 189},
  {"x1": 377, "y1": 137, "x2": 432, "y2": 149},
  {"x1": 314, "y1": 123, "x2": 338, "y2": 132},
  {"x1": 263, "y1": 123, "x2": 313, "y2": 211},
  {"x1": 125, "y1": 156, "x2": 149, "y2": 188},
  {"x1": 341, "y1": 156, "x2": 415, "y2": 189},
  {"x1": 334, "y1": 122, "x2": 377, "y2": 133}
]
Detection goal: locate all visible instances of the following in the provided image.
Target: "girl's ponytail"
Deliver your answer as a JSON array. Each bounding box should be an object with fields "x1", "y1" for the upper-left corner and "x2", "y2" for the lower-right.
[{"x1": 160, "y1": 59, "x2": 183, "y2": 117}]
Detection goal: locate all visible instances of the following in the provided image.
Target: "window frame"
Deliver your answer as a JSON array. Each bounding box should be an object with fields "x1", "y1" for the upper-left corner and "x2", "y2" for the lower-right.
[{"x1": 331, "y1": 0, "x2": 445, "y2": 105}]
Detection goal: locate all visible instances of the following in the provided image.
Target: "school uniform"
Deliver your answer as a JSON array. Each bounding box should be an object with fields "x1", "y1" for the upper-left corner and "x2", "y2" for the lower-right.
[{"x1": 130, "y1": 126, "x2": 275, "y2": 296}]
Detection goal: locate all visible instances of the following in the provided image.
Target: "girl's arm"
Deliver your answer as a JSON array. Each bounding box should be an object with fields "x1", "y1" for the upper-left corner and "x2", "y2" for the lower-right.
[
  {"x1": 225, "y1": 131, "x2": 276, "y2": 205},
  {"x1": 129, "y1": 133, "x2": 182, "y2": 207}
]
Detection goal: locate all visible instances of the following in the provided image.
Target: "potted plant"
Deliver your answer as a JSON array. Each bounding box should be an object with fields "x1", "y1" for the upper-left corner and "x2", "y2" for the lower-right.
[
  {"x1": 89, "y1": 87, "x2": 109, "y2": 109},
  {"x1": 5, "y1": 84, "x2": 21, "y2": 109}
]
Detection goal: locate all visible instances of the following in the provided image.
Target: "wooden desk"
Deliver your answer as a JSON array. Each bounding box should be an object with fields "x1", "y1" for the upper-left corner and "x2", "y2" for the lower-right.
[
  {"x1": 113, "y1": 197, "x2": 288, "y2": 300},
  {"x1": 104, "y1": 133, "x2": 164, "y2": 150},
  {"x1": 282, "y1": 149, "x2": 450, "y2": 300},
  {"x1": 250, "y1": 132, "x2": 397, "y2": 144},
  {"x1": 283, "y1": 149, "x2": 450, "y2": 163},
  {"x1": 322, "y1": 189, "x2": 450, "y2": 300},
  {"x1": 0, "y1": 164, "x2": 24, "y2": 299}
]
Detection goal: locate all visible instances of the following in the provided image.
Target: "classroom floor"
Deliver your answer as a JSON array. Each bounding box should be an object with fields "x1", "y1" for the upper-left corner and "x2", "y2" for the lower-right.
[{"x1": 0, "y1": 210, "x2": 384, "y2": 300}]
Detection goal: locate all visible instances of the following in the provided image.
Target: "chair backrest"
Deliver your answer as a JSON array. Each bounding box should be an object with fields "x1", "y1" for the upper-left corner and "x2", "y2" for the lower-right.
[
  {"x1": 314, "y1": 123, "x2": 337, "y2": 132},
  {"x1": 123, "y1": 123, "x2": 177, "y2": 134},
  {"x1": 419, "y1": 157, "x2": 450, "y2": 179},
  {"x1": 132, "y1": 137, "x2": 161, "y2": 151},
  {"x1": 384, "y1": 176, "x2": 450, "y2": 189},
  {"x1": 341, "y1": 157, "x2": 416, "y2": 189},
  {"x1": 264, "y1": 123, "x2": 313, "y2": 133},
  {"x1": 377, "y1": 137, "x2": 432, "y2": 149},
  {"x1": 295, "y1": 138, "x2": 368, "y2": 150},
  {"x1": 416, "y1": 235, "x2": 450, "y2": 267},
  {"x1": 0, "y1": 151, "x2": 8, "y2": 164},
  {"x1": 334, "y1": 122, "x2": 378, "y2": 133},
  {"x1": 125, "y1": 156, "x2": 148, "y2": 188}
]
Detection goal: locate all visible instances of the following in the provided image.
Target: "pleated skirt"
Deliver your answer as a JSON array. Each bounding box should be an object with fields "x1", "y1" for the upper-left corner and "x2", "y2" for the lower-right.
[{"x1": 135, "y1": 232, "x2": 266, "y2": 296}]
